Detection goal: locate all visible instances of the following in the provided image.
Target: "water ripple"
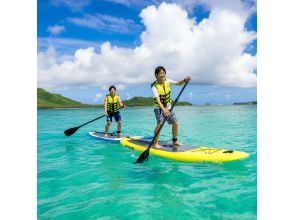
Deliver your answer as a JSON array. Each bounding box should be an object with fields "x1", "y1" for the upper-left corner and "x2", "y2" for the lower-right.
[{"x1": 38, "y1": 106, "x2": 256, "y2": 219}]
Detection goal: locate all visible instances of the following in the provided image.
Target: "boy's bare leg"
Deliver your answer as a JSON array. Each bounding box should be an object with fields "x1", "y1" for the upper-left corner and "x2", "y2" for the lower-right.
[
  {"x1": 104, "y1": 121, "x2": 111, "y2": 136},
  {"x1": 153, "y1": 123, "x2": 162, "y2": 149}
]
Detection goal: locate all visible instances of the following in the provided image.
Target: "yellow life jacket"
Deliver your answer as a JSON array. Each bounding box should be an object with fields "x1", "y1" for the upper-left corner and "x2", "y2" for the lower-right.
[
  {"x1": 151, "y1": 80, "x2": 171, "y2": 107},
  {"x1": 106, "y1": 94, "x2": 120, "y2": 113}
]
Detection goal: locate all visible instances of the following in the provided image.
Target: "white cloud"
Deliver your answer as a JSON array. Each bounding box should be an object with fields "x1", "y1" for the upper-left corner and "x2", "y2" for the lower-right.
[
  {"x1": 68, "y1": 13, "x2": 142, "y2": 34},
  {"x1": 101, "y1": 85, "x2": 108, "y2": 91},
  {"x1": 103, "y1": 0, "x2": 256, "y2": 16},
  {"x1": 50, "y1": 0, "x2": 90, "y2": 11},
  {"x1": 174, "y1": 0, "x2": 256, "y2": 16},
  {"x1": 188, "y1": 92, "x2": 193, "y2": 98},
  {"x1": 38, "y1": 37, "x2": 101, "y2": 55},
  {"x1": 38, "y1": 1, "x2": 256, "y2": 90},
  {"x1": 225, "y1": 90, "x2": 231, "y2": 99},
  {"x1": 116, "y1": 84, "x2": 126, "y2": 90},
  {"x1": 94, "y1": 93, "x2": 103, "y2": 102},
  {"x1": 101, "y1": 84, "x2": 126, "y2": 91},
  {"x1": 102, "y1": 0, "x2": 158, "y2": 8},
  {"x1": 47, "y1": 25, "x2": 65, "y2": 35},
  {"x1": 125, "y1": 93, "x2": 132, "y2": 100}
]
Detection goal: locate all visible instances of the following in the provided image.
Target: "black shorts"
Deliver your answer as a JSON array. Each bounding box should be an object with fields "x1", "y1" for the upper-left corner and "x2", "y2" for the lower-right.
[{"x1": 106, "y1": 111, "x2": 121, "y2": 122}]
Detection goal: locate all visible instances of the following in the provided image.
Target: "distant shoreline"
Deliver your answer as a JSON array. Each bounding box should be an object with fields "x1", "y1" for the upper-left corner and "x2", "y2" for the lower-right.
[
  {"x1": 37, "y1": 87, "x2": 256, "y2": 109},
  {"x1": 37, "y1": 88, "x2": 193, "y2": 109},
  {"x1": 37, "y1": 104, "x2": 257, "y2": 110}
]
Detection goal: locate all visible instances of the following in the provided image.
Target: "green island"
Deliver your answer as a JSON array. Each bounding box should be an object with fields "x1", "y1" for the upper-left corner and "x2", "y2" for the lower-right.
[
  {"x1": 37, "y1": 88, "x2": 192, "y2": 109},
  {"x1": 37, "y1": 88, "x2": 98, "y2": 109},
  {"x1": 123, "y1": 96, "x2": 192, "y2": 107}
]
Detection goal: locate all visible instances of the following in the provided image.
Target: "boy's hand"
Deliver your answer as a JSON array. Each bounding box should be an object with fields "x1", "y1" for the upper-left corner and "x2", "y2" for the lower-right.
[
  {"x1": 184, "y1": 76, "x2": 192, "y2": 82},
  {"x1": 163, "y1": 109, "x2": 171, "y2": 117},
  {"x1": 104, "y1": 111, "x2": 108, "y2": 116}
]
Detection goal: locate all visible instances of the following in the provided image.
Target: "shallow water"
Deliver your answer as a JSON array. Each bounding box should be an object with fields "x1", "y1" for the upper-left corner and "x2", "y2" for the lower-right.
[{"x1": 38, "y1": 106, "x2": 256, "y2": 219}]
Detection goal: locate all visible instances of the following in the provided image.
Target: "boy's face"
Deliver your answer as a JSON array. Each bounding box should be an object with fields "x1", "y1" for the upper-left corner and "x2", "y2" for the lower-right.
[
  {"x1": 110, "y1": 88, "x2": 116, "y2": 95},
  {"x1": 156, "y1": 69, "x2": 166, "y2": 81}
]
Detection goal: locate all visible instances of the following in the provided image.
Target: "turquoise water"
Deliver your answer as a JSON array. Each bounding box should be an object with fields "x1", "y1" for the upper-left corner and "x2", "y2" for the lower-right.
[{"x1": 38, "y1": 106, "x2": 256, "y2": 219}]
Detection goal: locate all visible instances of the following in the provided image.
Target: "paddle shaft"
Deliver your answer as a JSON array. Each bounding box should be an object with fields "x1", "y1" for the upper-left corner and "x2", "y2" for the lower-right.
[
  {"x1": 147, "y1": 80, "x2": 190, "y2": 149},
  {"x1": 64, "y1": 106, "x2": 124, "y2": 136},
  {"x1": 77, "y1": 114, "x2": 105, "y2": 129},
  {"x1": 80, "y1": 106, "x2": 125, "y2": 127}
]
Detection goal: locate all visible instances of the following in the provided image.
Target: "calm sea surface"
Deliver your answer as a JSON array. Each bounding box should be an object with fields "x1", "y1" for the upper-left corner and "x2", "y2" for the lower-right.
[{"x1": 38, "y1": 106, "x2": 256, "y2": 219}]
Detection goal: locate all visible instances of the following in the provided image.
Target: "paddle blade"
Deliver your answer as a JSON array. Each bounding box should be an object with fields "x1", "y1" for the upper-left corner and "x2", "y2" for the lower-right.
[
  {"x1": 135, "y1": 148, "x2": 150, "y2": 164},
  {"x1": 64, "y1": 126, "x2": 79, "y2": 136}
]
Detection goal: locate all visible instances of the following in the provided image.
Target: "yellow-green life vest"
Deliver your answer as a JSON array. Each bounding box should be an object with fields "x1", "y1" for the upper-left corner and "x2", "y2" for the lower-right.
[
  {"x1": 151, "y1": 80, "x2": 171, "y2": 107},
  {"x1": 106, "y1": 94, "x2": 120, "y2": 113}
]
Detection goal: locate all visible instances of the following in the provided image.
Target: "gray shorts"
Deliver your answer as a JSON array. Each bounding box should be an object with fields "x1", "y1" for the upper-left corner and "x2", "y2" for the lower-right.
[{"x1": 154, "y1": 108, "x2": 177, "y2": 125}]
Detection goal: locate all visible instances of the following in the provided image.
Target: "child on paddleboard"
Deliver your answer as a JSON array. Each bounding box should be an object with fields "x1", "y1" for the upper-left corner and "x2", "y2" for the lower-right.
[
  {"x1": 151, "y1": 66, "x2": 191, "y2": 149},
  {"x1": 104, "y1": 85, "x2": 125, "y2": 137}
]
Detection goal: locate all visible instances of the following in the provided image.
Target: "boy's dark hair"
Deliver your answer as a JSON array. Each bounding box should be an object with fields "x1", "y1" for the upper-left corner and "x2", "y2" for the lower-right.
[
  {"x1": 109, "y1": 85, "x2": 116, "y2": 92},
  {"x1": 154, "y1": 66, "x2": 166, "y2": 76}
]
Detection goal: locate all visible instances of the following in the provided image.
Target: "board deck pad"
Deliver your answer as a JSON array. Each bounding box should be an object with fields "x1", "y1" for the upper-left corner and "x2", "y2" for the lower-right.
[
  {"x1": 128, "y1": 139, "x2": 224, "y2": 153},
  {"x1": 128, "y1": 139, "x2": 193, "y2": 152},
  {"x1": 88, "y1": 131, "x2": 153, "y2": 142},
  {"x1": 90, "y1": 131, "x2": 130, "y2": 138}
]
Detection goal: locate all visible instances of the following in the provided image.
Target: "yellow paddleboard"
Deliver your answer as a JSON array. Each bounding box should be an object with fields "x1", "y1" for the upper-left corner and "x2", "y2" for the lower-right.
[{"x1": 120, "y1": 138, "x2": 249, "y2": 163}]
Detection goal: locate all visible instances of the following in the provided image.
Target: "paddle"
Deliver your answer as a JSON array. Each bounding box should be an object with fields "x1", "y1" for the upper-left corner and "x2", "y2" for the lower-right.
[
  {"x1": 135, "y1": 79, "x2": 190, "y2": 163},
  {"x1": 64, "y1": 106, "x2": 125, "y2": 137}
]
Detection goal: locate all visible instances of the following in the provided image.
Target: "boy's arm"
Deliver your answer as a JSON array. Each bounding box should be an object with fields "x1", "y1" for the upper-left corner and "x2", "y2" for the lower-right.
[
  {"x1": 104, "y1": 97, "x2": 108, "y2": 115},
  {"x1": 154, "y1": 97, "x2": 166, "y2": 111},
  {"x1": 175, "y1": 76, "x2": 191, "y2": 85},
  {"x1": 155, "y1": 97, "x2": 172, "y2": 116},
  {"x1": 118, "y1": 96, "x2": 125, "y2": 107}
]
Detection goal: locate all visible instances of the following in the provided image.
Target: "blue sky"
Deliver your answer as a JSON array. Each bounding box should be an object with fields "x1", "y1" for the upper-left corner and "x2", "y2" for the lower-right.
[{"x1": 38, "y1": 0, "x2": 257, "y2": 105}]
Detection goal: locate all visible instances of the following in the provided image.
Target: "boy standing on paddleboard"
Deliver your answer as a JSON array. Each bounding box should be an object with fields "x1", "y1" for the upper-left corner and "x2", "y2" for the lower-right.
[
  {"x1": 151, "y1": 66, "x2": 191, "y2": 149},
  {"x1": 104, "y1": 85, "x2": 125, "y2": 137}
]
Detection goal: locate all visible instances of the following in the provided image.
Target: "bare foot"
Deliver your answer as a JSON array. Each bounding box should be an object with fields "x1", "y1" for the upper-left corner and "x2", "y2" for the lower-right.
[
  {"x1": 104, "y1": 134, "x2": 108, "y2": 137},
  {"x1": 153, "y1": 143, "x2": 162, "y2": 149},
  {"x1": 173, "y1": 141, "x2": 183, "y2": 147}
]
